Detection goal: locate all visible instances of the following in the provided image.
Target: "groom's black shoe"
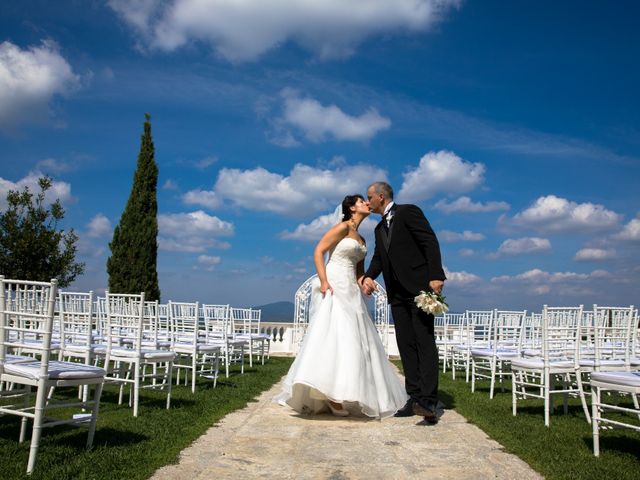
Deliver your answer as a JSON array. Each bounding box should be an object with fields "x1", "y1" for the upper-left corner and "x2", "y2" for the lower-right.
[
  {"x1": 394, "y1": 399, "x2": 416, "y2": 417},
  {"x1": 413, "y1": 401, "x2": 438, "y2": 424}
]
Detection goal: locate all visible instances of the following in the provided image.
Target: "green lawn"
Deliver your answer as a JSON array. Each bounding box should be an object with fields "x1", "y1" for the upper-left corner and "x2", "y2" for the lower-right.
[
  {"x1": 437, "y1": 369, "x2": 640, "y2": 480},
  {"x1": 0, "y1": 357, "x2": 294, "y2": 480},
  {"x1": 3, "y1": 357, "x2": 638, "y2": 480}
]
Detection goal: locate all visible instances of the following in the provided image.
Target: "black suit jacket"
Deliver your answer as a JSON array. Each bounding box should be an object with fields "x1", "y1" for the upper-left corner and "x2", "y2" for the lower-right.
[{"x1": 365, "y1": 204, "x2": 446, "y2": 301}]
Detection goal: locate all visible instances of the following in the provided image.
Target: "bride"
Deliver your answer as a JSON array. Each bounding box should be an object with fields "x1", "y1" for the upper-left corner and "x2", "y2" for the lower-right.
[{"x1": 275, "y1": 194, "x2": 408, "y2": 418}]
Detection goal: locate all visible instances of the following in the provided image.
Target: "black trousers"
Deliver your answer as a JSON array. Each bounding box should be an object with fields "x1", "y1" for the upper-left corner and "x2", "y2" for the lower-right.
[{"x1": 391, "y1": 297, "x2": 439, "y2": 405}]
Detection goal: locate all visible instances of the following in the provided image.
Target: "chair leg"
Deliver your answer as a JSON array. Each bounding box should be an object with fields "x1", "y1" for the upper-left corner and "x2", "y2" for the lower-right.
[
  {"x1": 592, "y1": 387, "x2": 600, "y2": 456},
  {"x1": 191, "y1": 354, "x2": 197, "y2": 393},
  {"x1": 166, "y1": 361, "x2": 173, "y2": 409},
  {"x1": 575, "y1": 370, "x2": 591, "y2": 423},
  {"x1": 544, "y1": 370, "x2": 551, "y2": 427},
  {"x1": 87, "y1": 382, "x2": 104, "y2": 448},
  {"x1": 26, "y1": 379, "x2": 48, "y2": 474},
  {"x1": 133, "y1": 362, "x2": 141, "y2": 417},
  {"x1": 511, "y1": 371, "x2": 518, "y2": 417},
  {"x1": 489, "y1": 358, "x2": 497, "y2": 399}
]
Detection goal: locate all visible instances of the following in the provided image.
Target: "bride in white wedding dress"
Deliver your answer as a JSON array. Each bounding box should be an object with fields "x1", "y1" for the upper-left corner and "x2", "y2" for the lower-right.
[{"x1": 275, "y1": 194, "x2": 408, "y2": 418}]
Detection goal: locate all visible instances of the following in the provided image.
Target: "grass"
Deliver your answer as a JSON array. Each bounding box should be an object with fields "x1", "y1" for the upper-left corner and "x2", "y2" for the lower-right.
[
  {"x1": 0, "y1": 357, "x2": 293, "y2": 480},
  {"x1": 434, "y1": 367, "x2": 640, "y2": 480}
]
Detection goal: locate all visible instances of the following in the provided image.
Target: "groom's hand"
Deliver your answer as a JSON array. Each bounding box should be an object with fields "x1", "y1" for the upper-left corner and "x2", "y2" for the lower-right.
[
  {"x1": 429, "y1": 280, "x2": 444, "y2": 295},
  {"x1": 361, "y1": 277, "x2": 377, "y2": 296}
]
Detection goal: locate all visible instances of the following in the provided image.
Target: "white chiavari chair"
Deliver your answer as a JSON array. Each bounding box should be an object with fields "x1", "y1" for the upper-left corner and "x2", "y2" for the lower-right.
[
  {"x1": 451, "y1": 310, "x2": 493, "y2": 382},
  {"x1": 202, "y1": 304, "x2": 247, "y2": 378},
  {"x1": 511, "y1": 305, "x2": 586, "y2": 426},
  {"x1": 471, "y1": 309, "x2": 526, "y2": 398},
  {"x1": 169, "y1": 301, "x2": 221, "y2": 392},
  {"x1": 102, "y1": 292, "x2": 175, "y2": 416},
  {"x1": 0, "y1": 277, "x2": 105, "y2": 475}
]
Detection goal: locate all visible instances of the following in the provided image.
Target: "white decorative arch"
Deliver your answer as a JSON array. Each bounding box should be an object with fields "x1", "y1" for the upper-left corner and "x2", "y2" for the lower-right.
[{"x1": 293, "y1": 274, "x2": 390, "y2": 356}]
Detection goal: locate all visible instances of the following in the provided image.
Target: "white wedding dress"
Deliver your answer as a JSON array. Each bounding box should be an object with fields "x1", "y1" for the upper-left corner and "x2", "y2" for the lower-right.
[{"x1": 275, "y1": 237, "x2": 408, "y2": 418}]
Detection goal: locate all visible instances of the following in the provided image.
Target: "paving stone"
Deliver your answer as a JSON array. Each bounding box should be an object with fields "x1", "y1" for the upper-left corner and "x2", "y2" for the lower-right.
[{"x1": 151, "y1": 372, "x2": 543, "y2": 480}]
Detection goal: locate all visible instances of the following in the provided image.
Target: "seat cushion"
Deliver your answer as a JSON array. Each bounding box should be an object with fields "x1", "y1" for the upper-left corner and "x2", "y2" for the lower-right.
[
  {"x1": 578, "y1": 359, "x2": 625, "y2": 368},
  {"x1": 4, "y1": 354, "x2": 34, "y2": 364},
  {"x1": 4, "y1": 360, "x2": 106, "y2": 380},
  {"x1": 511, "y1": 358, "x2": 573, "y2": 370},
  {"x1": 591, "y1": 371, "x2": 640, "y2": 387}
]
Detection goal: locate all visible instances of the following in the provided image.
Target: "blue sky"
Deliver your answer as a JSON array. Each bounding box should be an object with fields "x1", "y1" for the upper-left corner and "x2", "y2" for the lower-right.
[{"x1": 1, "y1": 0, "x2": 638, "y2": 312}]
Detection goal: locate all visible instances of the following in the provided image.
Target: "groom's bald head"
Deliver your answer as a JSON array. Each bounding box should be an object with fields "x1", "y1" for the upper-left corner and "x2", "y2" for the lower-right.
[
  {"x1": 367, "y1": 181, "x2": 394, "y2": 215},
  {"x1": 369, "y1": 181, "x2": 393, "y2": 199}
]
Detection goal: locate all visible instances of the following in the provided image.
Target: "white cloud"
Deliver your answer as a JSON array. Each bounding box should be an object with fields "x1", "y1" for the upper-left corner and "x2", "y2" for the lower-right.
[
  {"x1": 194, "y1": 156, "x2": 217, "y2": 169},
  {"x1": 397, "y1": 151, "x2": 485, "y2": 203},
  {"x1": 196, "y1": 254, "x2": 222, "y2": 271},
  {"x1": 282, "y1": 213, "x2": 376, "y2": 241},
  {"x1": 458, "y1": 248, "x2": 475, "y2": 257},
  {"x1": 86, "y1": 214, "x2": 112, "y2": 238},
  {"x1": 494, "y1": 237, "x2": 551, "y2": 257},
  {"x1": 158, "y1": 210, "x2": 233, "y2": 252},
  {"x1": 612, "y1": 217, "x2": 640, "y2": 242},
  {"x1": 434, "y1": 196, "x2": 510, "y2": 214},
  {"x1": 505, "y1": 195, "x2": 622, "y2": 234},
  {"x1": 489, "y1": 267, "x2": 618, "y2": 299},
  {"x1": 0, "y1": 40, "x2": 80, "y2": 130},
  {"x1": 574, "y1": 248, "x2": 616, "y2": 261},
  {"x1": 0, "y1": 172, "x2": 73, "y2": 210},
  {"x1": 35, "y1": 158, "x2": 73, "y2": 174},
  {"x1": 213, "y1": 163, "x2": 386, "y2": 216},
  {"x1": 182, "y1": 188, "x2": 222, "y2": 210},
  {"x1": 108, "y1": 0, "x2": 460, "y2": 62},
  {"x1": 162, "y1": 179, "x2": 178, "y2": 190},
  {"x1": 273, "y1": 89, "x2": 391, "y2": 144},
  {"x1": 444, "y1": 266, "x2": 481, "y2": 285},
  {"x1": 439, "y1": 229, "x2": 485, "y2": 243}
]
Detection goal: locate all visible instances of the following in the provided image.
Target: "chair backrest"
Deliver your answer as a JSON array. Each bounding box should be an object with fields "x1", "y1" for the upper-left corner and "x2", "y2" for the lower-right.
[
  {"x1": 58, "y1": 290, "x2": 94, "y2": 352},
  {"x1": 157, "y1": 303, "x2": 171, "y2": 339},
  {"x1": 250, "y1": 308, "x2": 261, "y2": 334},
  {"x1": 592, "y1": 305, "x2": 636, "y2": 367},
  {"x1": 105, "y1": 292, "x2": 145, "y2": 353},
  {"x1": 465, "y1": 310, "x2": 494, "y2": 346},
  {"x1": 0, "y1": 277, "x2": 58, "y2": 372},
  {"x1": 520, "y1": 312, "x2": 542, "y2": 351},
  {"x1": 230, "y1": 307, "x2": 251, "y2": 336},
  {"x1": 142, "y1": 300, "x2": 161, "y2": 347},
  {"x1": 202, "y1": 304, "x2": 231, "y2": 341},
  {"x1": 169, "y1": 301, "x2": 200, "y2": 346},
  {"x1": 542, "y1": 305, "x2": 583, "y2": 363},
  {"x1": 493, "y1": 309, "x2": 526, "y2": 352},
  {"x1": 443, "y1": 312, "x2": 466, "y2": 342}
]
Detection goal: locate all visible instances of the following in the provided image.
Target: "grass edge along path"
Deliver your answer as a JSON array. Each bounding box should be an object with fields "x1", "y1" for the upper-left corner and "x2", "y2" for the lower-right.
[
  {"x1": 435, "y1": 368, "x2": 640, "y2": 480},
  {"x1": 0, "y1": 357, "x2": 294, "y2": 480}
]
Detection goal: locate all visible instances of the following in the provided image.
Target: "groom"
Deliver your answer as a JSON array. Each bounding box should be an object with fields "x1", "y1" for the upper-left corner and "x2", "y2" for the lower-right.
[{"x1": 360, "y1": 181, "x2": 446, "y2": 424}]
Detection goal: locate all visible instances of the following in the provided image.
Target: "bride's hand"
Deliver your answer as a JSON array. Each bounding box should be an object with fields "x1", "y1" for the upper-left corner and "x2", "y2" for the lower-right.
[{"x1": 320, "y1": 280, "x2": 334, "y2": 296}]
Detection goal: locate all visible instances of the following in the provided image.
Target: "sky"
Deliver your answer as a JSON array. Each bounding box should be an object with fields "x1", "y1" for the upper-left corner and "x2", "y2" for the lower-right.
[{"x1": 1, "y1": 0, "x2": 639, "y2": 312}]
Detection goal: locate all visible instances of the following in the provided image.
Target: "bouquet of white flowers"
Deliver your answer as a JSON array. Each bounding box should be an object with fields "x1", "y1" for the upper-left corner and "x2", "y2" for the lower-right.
[{"x1": 414, "y1": 290, "x2": 449, "y2": 315}]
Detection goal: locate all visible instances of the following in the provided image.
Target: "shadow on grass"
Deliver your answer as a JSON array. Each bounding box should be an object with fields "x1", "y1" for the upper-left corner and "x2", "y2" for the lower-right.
[{"x1": 581, "y1": 434, "x2": 640, "y2": 457}]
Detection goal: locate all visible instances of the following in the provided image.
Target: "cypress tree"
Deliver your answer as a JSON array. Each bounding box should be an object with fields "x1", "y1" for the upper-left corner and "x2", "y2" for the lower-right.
[{"x1": 107, "y1": 113, "x2": 160, "y2": 300}]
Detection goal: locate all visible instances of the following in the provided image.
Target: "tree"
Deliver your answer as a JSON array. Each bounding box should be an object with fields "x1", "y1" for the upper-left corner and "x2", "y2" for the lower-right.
[
  {"x1": 107, "y1": 113, "x2": 161, "y2": 300},
  {"x1": 0, "y1": 176, "x2": 84, "y2": 287}
]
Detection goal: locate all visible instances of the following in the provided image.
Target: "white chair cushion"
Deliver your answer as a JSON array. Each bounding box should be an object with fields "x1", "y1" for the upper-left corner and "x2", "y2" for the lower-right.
[
  {"x1": 578, "y1": 359, "x2": 625, "y2": 368},
  {"x1": 511, "y1": 358, "x2": 573, "y2": 369},
  {"x1": 172, "y1": 342, "x2": 221, "y2": 353},
  {"x1": 471, "y1": 348, "x2": 518, "y2": 358},
  {"x1": 109, "y1": 347, "x2": 176, "y2": 361},
  {"x1": 4, "y1": 354, "x2": 34, "y2": 364},
  {"x1": 4, "y1": 360, "x2": 106, "y2": 380},
  {"x1": 591, "y1": 371, "x2": 640, "y2": 387}
]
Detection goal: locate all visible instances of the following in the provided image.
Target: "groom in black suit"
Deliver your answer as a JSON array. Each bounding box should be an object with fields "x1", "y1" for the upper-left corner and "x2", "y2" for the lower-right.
[{"x1": 360, "y1": 181, "x2": 446, "y2": 423}]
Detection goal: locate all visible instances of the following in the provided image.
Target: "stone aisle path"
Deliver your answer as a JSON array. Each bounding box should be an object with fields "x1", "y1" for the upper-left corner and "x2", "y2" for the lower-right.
[{"x1": 150, "y1": 375, "x2": 543, "y2": 480}]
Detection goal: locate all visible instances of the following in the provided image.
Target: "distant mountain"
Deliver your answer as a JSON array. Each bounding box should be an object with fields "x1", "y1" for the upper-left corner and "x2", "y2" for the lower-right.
[{"x1": 252, "y1": 301, "x2": 295, "y2": 323}]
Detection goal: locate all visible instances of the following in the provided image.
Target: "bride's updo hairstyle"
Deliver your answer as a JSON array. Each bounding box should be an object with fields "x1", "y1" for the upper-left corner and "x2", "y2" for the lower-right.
[{"x1": 341, "y1": 194, "x2": 365, "y2": 221}]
